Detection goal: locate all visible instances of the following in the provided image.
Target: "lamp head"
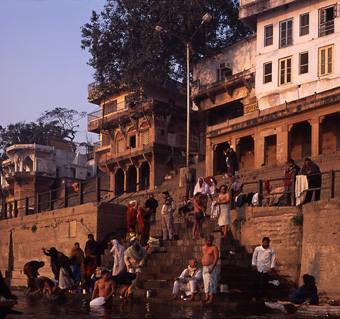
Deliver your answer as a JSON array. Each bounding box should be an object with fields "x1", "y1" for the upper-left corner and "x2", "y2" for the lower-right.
[{"x1": 202, "y1": 13, "x2": 212, "y2": 23}]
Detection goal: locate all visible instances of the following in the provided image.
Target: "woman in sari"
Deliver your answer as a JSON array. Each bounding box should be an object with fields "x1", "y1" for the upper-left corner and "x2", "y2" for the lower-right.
[{"x1": 110, "y1": 239, "x2": 126, "y2": 276}]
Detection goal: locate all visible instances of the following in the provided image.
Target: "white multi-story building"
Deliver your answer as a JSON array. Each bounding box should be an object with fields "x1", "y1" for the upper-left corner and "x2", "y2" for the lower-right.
[
  {"x1": 192, "y1": 0, "x2": 340, "y2": 174},
  {"x1": 244, "y1": 0, "x2": 340, "y2": 110}
]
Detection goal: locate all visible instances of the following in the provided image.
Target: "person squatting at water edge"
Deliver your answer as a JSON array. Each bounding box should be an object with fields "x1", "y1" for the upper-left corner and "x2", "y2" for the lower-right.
[
  {"x1": 23, "y1": 261, "x2": 45, "y2": 294},
  {"x1": 168, "y1": 258, "x2": 202, "y2": 301},
  {"x1": 289, "y1": 274, "x2": 319, "y2": 305},
  {"x1": 124, "y1": 241, "x2": 147, "y2": 289},
  {"x1": 251, "y1": 236, "x2": 276, "y2": 302},
  {"x1": 201, "y1": 235, "x2": 219, "y2": 304},
  {"x1": 111, "y1": 272, "x2": 137, "y2": 302}
]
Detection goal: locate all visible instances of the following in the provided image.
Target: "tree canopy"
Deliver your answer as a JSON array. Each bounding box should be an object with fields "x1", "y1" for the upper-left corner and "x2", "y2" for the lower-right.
[
  {"x1": 81, "y1": 0, "x2": 251, "y2": 96},
  {"x1": 0, "y1": 108, "x2": 86, "y2": 161}
]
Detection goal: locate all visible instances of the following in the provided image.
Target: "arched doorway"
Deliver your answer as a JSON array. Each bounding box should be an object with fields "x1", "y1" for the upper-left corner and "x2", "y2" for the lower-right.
[
  {"x1": 321, "y1": 113, "x2": 340, "y2": 154},
  {"x1": 115, "y1": 169, "x2": 124, "y2": 196},
  {"x1": 127, "y1": 166, "x2": 137, "y2": 193},
  {"x1": 139, "y1": 162, "x2": 150, "y2": 190},
  {"x1": 214, "y1": 141, "x2": 230, "y2": 175},
  {"x1": 289, "y1": 121, "x2": 311, "y2": 160},
  {"x1": 238, "y1": 136, "x2": 254, "y2": 171},
  {"x1": 23, "y1": 156, "x2": 33, "y2": 172}
]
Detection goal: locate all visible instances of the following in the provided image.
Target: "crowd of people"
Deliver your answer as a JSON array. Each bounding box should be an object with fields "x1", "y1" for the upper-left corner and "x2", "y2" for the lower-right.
[{"x1": 17, "y1": 148, "x2": 323, "y2": 306}]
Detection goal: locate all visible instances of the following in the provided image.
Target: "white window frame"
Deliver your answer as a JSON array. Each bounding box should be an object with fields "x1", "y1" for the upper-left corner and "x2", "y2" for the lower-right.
[
  {"x1": 300, "y1": 13, "x2": 309, "y2": 36},
  {"x1": 299, "y1": 52, "x2": 309, "y2": 75},
  {"x1": 319, "y1": 45, "x2": 334, "y2": 76},
  {"x1": 279, "y1": 18, "x2": 293, "y2": 48},
  {"x1": 264, "y1": 24, "x2": 273, "y2": 47},
  {"x1": 279, "y1": 56, "x2": 292, "y2": 86},
  {"x1": 263, "y1": 62, "x2": 272, "y2": 84}
]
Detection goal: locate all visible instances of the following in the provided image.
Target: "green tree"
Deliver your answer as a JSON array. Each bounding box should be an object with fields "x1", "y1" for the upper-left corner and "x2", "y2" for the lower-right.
[
  {"x1": 0, "y1": 108, "x2": 86, "y2": 160},
  {"x1": 37, "y1": 107, "x2": 87, "y2": 147},
  {"x1": 81, "y1": 0, "x2": 251, "y2": 96}
]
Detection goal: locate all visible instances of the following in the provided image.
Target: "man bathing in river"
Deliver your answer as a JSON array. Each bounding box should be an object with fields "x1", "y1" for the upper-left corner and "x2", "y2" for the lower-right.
[
  {"x1": 201, "y1": 235, "x2": 219, "y2": 304},
  {"x1": 91, "y1": 270, "x2": 115, "y2": 304}
]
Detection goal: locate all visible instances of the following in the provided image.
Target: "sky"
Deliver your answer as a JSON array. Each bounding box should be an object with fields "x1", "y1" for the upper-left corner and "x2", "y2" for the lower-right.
[{"x1": 0, "y1": 0, "x2": 108, "y2": 144}]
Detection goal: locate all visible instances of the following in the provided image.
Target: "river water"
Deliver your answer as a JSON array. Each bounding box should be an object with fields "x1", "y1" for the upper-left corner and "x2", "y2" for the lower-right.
[{"x1": 6, "y1": 291, "x2": 292, "y2": 319}]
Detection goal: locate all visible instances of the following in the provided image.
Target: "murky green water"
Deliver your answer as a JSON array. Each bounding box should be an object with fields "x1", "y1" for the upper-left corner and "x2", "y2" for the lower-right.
[{"x1": 6, "y1": 292, "x2": 291, "y2": 319}]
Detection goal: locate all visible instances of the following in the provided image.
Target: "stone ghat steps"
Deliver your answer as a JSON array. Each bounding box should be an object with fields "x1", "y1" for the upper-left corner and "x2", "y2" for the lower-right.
[{"x1": 139, "y1": 213, "x2": 256, "y2": 298}]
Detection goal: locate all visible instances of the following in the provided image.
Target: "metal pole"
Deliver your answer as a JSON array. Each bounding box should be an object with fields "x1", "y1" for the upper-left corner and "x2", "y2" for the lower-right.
[{"x1": 186, "y1": 42, "x2": 190, "y2": 168}]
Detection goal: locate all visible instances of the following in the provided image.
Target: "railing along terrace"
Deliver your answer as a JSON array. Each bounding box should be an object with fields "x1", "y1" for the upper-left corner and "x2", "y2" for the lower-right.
[
  {"x1": 235, "y1": 170, "x2": 339, "y2": 207},
  {"x1": 1, "y1": 170, "x2": 339, "y2": 220},
  {"x1": 1, "y1": 177, "x2": 102, "y2": 219},
  {"x1": 0, "y1": 177, "x2": 150, "y2": 220}
]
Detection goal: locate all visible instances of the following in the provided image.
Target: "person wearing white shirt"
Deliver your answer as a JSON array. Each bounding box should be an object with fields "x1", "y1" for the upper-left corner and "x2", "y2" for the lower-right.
[
  {"x1": 251, "y1": 237, "x2": 276, "y2": 301},
  {"x1": 168, "y1": 259, "x2": 202, "y2": 301}
]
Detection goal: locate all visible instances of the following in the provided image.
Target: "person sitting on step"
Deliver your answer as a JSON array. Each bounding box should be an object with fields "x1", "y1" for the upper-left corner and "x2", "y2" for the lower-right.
[{"x1": 168, "y1": 258, "x2": 202, "y2": 301}]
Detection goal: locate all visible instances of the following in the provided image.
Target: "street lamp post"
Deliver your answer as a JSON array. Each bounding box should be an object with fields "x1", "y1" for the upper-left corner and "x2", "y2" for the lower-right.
[{"x1": 156, "y1": 13, "x2": 212, "y2": 168}]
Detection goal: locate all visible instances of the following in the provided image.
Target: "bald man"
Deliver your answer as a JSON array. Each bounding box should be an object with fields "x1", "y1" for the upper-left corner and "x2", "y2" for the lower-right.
[{"x1": 168, "y1": 258, "x2": 202, "y2": 301}]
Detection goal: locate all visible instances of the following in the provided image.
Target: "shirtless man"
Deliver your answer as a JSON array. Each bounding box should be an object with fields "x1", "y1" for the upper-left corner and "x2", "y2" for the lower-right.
[
  {"x1": 91, "y1": 270, "x2": 115, "y2": 304},
  {"x1": 201, "y1": 235, "x2": 219, "y2": 304}
]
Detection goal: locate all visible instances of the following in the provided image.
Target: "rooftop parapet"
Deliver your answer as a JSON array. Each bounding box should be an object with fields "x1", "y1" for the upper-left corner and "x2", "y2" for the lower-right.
[{"x1": 239, "y1": 0, "x2": 297, "y2": 29}]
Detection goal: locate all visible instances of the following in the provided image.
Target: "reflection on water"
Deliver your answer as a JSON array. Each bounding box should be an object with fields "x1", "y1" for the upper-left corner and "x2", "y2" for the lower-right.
[{"x1": 6, "y1": 292, "x2": 291, "y2": 319}]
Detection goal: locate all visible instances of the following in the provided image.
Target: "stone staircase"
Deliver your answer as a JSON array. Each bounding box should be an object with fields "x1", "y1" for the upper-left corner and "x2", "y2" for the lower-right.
[
  {"x1": 139, "y1": 215, "x2": 253, "y2": 300},
  {"x1": 126, "y1": 214, "x2": 291, "y2": 301}
]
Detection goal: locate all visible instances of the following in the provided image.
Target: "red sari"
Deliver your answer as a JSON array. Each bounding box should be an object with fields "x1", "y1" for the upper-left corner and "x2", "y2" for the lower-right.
[
  {"x1": 126, "y1": 205, "x2": 137, "y2": 232},
  {"x1": 138, "y1": 207, "x2": 145, "y2": 241}
]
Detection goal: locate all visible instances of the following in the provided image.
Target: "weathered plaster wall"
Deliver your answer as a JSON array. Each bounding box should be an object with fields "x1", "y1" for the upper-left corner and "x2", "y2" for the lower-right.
[
  {"x1": 231, "y1": 205, "x2": 303, "y2": 284},
  {"x1": 231, "y1": 199, "x2": 340, "y2": 300},
  {"x1": 0, "y1": 202, "x2": 126, "y2": 286},
  {"x1": 300, "y1": 200, "x2": 340, "y2": 301}
]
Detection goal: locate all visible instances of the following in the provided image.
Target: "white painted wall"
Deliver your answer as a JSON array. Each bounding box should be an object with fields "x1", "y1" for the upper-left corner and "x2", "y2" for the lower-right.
[
  {"x1": 255, "y1": 0, "x2": 340, "y2": 110},
  {"x1": 192, "y1": 35, "x2": 256, "y2": 88}
]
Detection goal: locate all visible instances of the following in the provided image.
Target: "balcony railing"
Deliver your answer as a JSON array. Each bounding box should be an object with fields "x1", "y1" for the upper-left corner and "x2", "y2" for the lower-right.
[
  {"x1": 87, "y1": 101, "x2": 129, "y2": 131},
  {"x1": 93, "y1": 139, "x2": 111, "y2": 151}
]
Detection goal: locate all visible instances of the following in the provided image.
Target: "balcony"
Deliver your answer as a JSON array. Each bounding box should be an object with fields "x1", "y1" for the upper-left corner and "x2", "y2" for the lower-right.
[
  {"x1": 87, "y1": 101, "x2": 129, "y2": 133},
  {"x1": 97, "y1": 142, "x2": 154, "y2": 166},
  {"x1": 87, "y1": 100, "x2": 153, "y2": 133},
  {"x1": 93, "y1": 140, "x2": 111, "y2": 153},
  {"x1": 192, "y1": 69, "x2": 254, "y2": 108}
]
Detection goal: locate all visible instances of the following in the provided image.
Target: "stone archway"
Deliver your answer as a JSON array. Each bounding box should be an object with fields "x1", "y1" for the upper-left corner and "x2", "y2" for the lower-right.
[
  {"x1": 127, "y1": 166, "x2": 137, "y2": 193},
  {"x1": 115, "y1": 168, "x2": 124, "y2": 196},
  {"x1": 289, "y1": 121, "x2": 311, "y2": 160},
  {"x1": 139, "y1": 162, "x2": 150, "y2": 190},
  {"x1": 238, "y1": 136, "x2": 254, "y2": 171},
  {"x1": 22, "y1": 156, "x2": 33, "y2": 172},
  {"x1": 321, "y1": 113, "x2": 340, "y2": 154}
]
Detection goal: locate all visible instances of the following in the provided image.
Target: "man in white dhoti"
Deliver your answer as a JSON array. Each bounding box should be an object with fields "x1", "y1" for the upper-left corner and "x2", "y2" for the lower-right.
[{"x1": 168, "y1": 258, "x2": 202, "y2": 301}]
